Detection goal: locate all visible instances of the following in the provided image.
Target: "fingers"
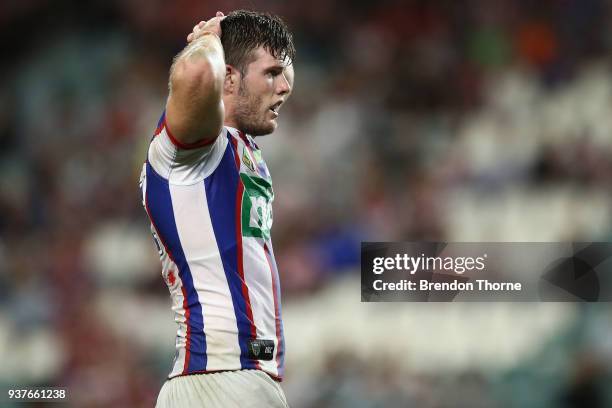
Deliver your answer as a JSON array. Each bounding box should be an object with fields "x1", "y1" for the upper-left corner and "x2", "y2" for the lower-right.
[
  {"x1": 193, "y1": 21, "x2": 205, "y2": 33},
  {"x1": 186, "y1": 13, "x2": 224, "y2": 43},
  {"x1": 187, "y1": 20, "x2": 206, "y2": 42}
]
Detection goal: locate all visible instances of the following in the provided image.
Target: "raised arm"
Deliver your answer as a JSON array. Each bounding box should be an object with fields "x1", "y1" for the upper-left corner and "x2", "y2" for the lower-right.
[{"x1": 166, "y1": 13, "x2": 226, "y2": 146}]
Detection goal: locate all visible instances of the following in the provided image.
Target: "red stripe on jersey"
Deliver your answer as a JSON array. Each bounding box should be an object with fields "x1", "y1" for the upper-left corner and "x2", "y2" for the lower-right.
[
  {"x1": 175, "y1": 369, "x2": 282, "y2": 382},
  {"x1": 181, "y1": 285, "x2": 192, "y2": 374},
  {"x1": 231, "y1": 134, "x2": 261, "y2": 370},
  {"x1": 234, "y1": 173, "x2": 261, "y2": 370},
  {"x1": 238, "y1": 130, "x2": 260, "y2": 150},
  {"x1": 163, "y1": 116, "x2": 217, "y2": 149},
  {"x1": 230, "y1": 135, "x2": 241, "y2": 168},
  {"x1": 264, "y1": 243, "x2": 283, "y2": 372},
  {"x1": 237, "y1": 130, "x2": 249, "y2": 144}
]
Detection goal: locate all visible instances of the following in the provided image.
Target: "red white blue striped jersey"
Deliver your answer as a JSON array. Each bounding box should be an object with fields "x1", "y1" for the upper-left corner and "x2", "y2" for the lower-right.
[{"x1": 139, "y1": 112, "x2": 285, "y2": 380}]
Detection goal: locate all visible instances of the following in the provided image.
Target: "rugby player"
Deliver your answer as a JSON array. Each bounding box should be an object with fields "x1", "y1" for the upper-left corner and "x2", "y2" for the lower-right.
[{"x1": 139, "y1": 10, "x2": 295, "y2": 407}]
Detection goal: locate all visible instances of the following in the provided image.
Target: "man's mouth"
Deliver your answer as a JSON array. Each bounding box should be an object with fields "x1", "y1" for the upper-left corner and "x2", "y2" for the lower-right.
[{"x1": 269, "y1": 101, "x2": 283, "y2": 115}]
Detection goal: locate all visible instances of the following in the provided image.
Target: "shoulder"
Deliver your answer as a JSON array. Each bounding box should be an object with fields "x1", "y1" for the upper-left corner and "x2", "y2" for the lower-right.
[{"x1": 147, "y1": 113, "x2": 231, "y2": 184}]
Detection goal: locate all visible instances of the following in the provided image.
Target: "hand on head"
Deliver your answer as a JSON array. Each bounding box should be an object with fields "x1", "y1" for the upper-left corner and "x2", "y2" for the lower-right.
[{"x1": 187, "y1": 11, "x2": 225, "y2": 43}]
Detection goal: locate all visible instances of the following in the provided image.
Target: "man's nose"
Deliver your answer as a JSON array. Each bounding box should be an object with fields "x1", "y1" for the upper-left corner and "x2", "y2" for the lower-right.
[{"x1": 276, "y1": 73, "x2": 291, "y2": 95}]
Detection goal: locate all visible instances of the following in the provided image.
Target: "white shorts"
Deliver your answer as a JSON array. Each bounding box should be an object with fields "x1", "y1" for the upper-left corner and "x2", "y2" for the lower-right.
[{"x1": 155, "y1": 370, "x2": 289, "y2": 408}]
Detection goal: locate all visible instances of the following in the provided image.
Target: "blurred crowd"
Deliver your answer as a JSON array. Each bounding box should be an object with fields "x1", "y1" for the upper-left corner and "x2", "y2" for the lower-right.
[{"x1": 1, "y1": 0, "x2": 612, "y2": 406}]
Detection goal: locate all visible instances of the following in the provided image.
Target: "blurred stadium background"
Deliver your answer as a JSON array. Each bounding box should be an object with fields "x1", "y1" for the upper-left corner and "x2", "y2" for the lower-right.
[{"x1": 2, "y1": 0, "x2": 612, "y2": 406}]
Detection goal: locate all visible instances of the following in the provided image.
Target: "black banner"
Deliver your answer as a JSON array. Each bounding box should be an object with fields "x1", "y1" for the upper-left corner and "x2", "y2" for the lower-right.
[{"x1": 361, "y1": 242, "x2": 612, "y2": 302}]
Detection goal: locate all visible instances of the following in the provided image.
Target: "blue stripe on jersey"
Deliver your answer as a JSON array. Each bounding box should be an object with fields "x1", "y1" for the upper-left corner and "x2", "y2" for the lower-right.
[
  {"x1": 157, "y1": 111, "x2": 165, "y2": 129},
  {"x1": 152, "y1": 111, "x2": 166, "y2": 142},
  {"x1": 145, "y1": 162, "x2": 207, "y2": 372},
  {"x1": 204, "y1": 139, "x2": 258, "y2": 370}
]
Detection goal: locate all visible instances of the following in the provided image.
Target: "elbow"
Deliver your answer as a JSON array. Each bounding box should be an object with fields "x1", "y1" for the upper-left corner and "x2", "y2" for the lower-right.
[{"x1": 171, "y1": 55, "x2": 224, "y2": 98}]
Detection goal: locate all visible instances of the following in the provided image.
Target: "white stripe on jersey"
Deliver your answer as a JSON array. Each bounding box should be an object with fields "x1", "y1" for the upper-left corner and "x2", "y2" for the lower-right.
[{"x1": 169, "y1": 182, "x2": 242, "y2": 372}]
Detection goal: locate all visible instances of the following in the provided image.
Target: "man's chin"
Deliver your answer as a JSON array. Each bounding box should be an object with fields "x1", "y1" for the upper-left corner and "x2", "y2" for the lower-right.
[
  {"x1": 266, "y1": 119, "x2": 278, "y2": 134},
  {"x1": 247, "y1": 120, "x2": 276, "y2": 137}
]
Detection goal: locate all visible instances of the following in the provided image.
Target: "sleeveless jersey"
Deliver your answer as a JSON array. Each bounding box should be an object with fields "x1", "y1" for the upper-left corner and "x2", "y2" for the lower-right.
[{"x1": 139, "y1": 112, "x2": 285, "y2": 380}]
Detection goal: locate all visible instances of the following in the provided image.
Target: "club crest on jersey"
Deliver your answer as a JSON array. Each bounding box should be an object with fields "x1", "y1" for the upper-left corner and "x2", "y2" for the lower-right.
[
  {"x1": 251, "y1": 342, "x2": 260, "y2": 356},
  {"x1": 242, "y1": 148, "x2": 256, "y2": 172}
]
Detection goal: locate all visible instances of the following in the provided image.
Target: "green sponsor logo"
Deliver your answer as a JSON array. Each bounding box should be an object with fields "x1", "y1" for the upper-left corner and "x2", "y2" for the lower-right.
[{"x1": 241, "y1": 174, "x2": 273, "y2": 239}]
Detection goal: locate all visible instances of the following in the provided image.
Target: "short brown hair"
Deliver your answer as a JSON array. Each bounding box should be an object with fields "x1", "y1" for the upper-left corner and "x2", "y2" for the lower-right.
[{"x1": 220, "y1": 10, "x2": 296, "y2": 74}]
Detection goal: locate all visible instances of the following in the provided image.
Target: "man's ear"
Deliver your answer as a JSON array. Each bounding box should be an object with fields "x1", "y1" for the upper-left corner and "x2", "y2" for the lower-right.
[{"x1": 224, "y1": 65, "x2": 240, "y2": 94}]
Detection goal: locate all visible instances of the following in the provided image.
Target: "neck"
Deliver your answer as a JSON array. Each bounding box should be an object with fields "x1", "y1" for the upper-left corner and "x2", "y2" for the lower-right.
[
  {"x1": 224, "y1": 118, "x2": 239, "y2": 129},
  {"x1": 222, "y1": 95, "x2": 240, "y2": 130}
]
